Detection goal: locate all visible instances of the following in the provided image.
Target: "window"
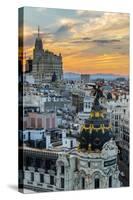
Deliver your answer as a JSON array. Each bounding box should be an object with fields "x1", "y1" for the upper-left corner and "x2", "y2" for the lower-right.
[
  {"x1": 24, "y1": 121, "x2": 27, "y2": 129},
  {"x1": 115, "y1": 121, "x2": 118, "y2": 126},
  {"x1": 109, "y1": 176, "x2": 112, "y2": 188},
  {"x1": 31, "y1": 118, "x2": 35, "y2": 128},
  {"x1": 115, "y1": 115, "x2": 117, "y2": 120},
  {"x1": 95, "y1": 178, "x2": 100, "y2": 189},
  {"x1": 115, "y1": 128, "x2": 118, "y2": 133},
  {"x1": 88, "y1": 162, "x2": 90, "y2": 168},
  {"x1": 31, "y1": 172, "x2": 34, "y2": 182},
  {"x1": 40, "y1": 174, "x2": 44, "y2": 183},
  {"x1": 28, "y1": 132, "x2": 31, "y2": 141},
  {"x1": 85, "y1": 103, "x2": 88, "y2": 109},
  {"x1": 52, "y1": 118, "x2": 55, "y2": 128},
  {"x1": 81, "y1": 177, "x2": 85, "y2": 189},
  {"x1": 61, "y1": 178, "x2": 64, "y2": 188},
  {"x1": 70, "y1": 140, "x2": 73, "y2": 148},
  {"x1": 50, "y1": 175, "x2": 54, "y2": 185},
  {"x1": 46, "y1": 118, "x2": 50, "y2": 129},
  {"x1": 61, "y1": 165, "x2": 64, "y2": 174},
  {"x1": 75, "y1": 158, "x2": 78, "y2": 171},
  {"x1": 37, "y1": 118, "x2": 42, "y2": 128}
]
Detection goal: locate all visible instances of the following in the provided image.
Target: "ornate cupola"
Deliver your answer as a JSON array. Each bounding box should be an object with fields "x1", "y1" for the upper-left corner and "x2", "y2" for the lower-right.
[{"x1": 79, "y1": 84, "x2": 112, "y2": 152}]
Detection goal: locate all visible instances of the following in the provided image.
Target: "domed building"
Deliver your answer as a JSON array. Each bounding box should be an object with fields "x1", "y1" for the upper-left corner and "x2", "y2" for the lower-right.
[
  {"x1": 71, "y1": 88, "x2": 121, "y2": 189},
  {"x1": 20, "y1": 86, "x2": 120, "y2": 191},
  {"x1": 79, "y1": 92, "x2": 112, "y2": 152},
  {"x1": 54, "y1": 89, "x2": 120, "y2": 190}
]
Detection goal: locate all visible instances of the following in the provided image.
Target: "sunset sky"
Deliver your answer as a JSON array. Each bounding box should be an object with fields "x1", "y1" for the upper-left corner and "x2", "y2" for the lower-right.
[{"x1": 22, "y1": 7, "x2": 129, "y2": 75}]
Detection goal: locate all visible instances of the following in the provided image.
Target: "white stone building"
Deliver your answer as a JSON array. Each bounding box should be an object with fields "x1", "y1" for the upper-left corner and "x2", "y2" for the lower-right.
[
  {"x1": 83, "y1": 96, "x2": 94, "y2": 113},
  {"x1": 102, "y1": 94, "x2": 129, "y2": 141},
  {"x1": 78, "y1": 96, "x2": 94, "y2": 120},
  {"x1": 20, "y1": 139, "x2": 120, "y2": 192}
]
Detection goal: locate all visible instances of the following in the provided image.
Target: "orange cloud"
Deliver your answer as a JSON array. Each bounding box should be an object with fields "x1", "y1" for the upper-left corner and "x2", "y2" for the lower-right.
[{"x1": 22, "y1": 10, "x2": 129, "y2": 76}]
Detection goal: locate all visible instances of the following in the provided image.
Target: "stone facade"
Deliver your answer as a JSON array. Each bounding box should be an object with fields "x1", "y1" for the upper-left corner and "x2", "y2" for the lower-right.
[{"x1": 21, "y1": 139, "x2": 120, "y2": 192}]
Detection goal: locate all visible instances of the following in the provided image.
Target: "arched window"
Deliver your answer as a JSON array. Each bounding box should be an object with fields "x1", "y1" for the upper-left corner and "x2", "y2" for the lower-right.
[
  {"x1": 81, "y1": 177, "x2": 85, "y2": 189},
  {"x1": 58, "y1": 161, "x2": 65, "y2": 175},
  {"x1": 94, "y1": 174, "x2": 100, "y2": 189},
  {"x1": 61, "y1": 177, "x2": 64, "y2": 188},
  {"x1": 61, "y1": 165, "x2": 64, "y2": 174},
  {"x1": 109, "y1": 176, "x2": 112, "y2": 188},
  {"x1": 95, "y1": 178, "x2": 100, "y2": 189}
]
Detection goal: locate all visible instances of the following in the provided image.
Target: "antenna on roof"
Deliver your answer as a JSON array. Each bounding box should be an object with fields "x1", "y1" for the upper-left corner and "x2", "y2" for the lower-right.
[{"x1": 38, "y1": 25, "x2": 40, "y2": 37}]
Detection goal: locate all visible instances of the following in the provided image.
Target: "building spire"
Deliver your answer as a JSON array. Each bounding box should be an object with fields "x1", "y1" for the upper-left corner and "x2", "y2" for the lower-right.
[{"x1": 38, "y1": 25, "x2": 40, "y2": 38}]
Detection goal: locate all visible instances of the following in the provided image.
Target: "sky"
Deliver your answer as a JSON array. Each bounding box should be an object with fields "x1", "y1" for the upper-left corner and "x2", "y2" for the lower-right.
[{"x1": 21, "y1": 7, "x2": 129, "y2": 75}]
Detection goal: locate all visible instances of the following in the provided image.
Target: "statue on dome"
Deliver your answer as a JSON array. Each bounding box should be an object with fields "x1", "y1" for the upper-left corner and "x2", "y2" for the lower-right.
[
  {"x1": 91, "y1": 84, "x2": 104, "y2": 111},
  {"x1": 78, "y1": 82, "x2": 112, "y2": 152}
]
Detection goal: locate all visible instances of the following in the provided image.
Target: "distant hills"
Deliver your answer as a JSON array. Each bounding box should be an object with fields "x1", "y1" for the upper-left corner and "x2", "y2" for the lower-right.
[
  {"x1": 63, "y1": 72, "x2": 128, "y2": 81},
  {"x1": 89, "y1": 74, "x2": 128, "y2": 80},
  {"x1": 64, "y1": 73, "x2": 81, "y2": 80}
]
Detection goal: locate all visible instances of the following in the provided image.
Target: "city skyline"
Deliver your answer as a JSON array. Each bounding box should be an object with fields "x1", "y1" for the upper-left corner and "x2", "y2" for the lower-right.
[
  {"x1": 19, "y1": 7, "x2": 129, "y2": 192},
  {"x1": 22, "y1": 7, "x2": 129, "y2": 75}
]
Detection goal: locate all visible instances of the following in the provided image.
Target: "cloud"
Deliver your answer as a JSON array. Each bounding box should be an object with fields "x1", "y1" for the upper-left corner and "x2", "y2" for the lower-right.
[
  {"x1": 54, "y1": 25, "x2": 72, "y2": 40},
  {"x1": 59, "y1": 18, "x2": 77, "y2": 25},
  {"x1": 78, "y1": 12, "x2": 129, "y2": 40},
  {"x1": 76, "y1": 10, "x2": 104, "y2": 19},
  {"x1": 92, "y1": 39, "x2": 120, "y2": 44},
  {"x1": 54, "y1": 18, "x2": 78, "y2": 40},
  {"x1": 70, "y1": 38, "x2": 120, "y2": 45},
  {"x1": 23, "y1": 8, "x2": 129, "y2": 75},
  {"x1": 82, "y1": 37, "x2": 92, "y2": 41},
  {"x1": 56, "y1": 24, "x2": 72, "y2": 34}
]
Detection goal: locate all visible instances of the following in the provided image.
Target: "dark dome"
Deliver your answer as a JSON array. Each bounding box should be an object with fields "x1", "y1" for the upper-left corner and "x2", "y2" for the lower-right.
[
  {"x1": 79, "y1": 94, "x2": 112, "y2": 152},
  {"x1": 79, "y1": 128, "x2": 112, "y2": 151},
  {"x1": 107, "y1": 92, "x2": 112, "y2": 100},
  {"x1": 79, "y1": 113, "x2": 112, "y2": 151}
]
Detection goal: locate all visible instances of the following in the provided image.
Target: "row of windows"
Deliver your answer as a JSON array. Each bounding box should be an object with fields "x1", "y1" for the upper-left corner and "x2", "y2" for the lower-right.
[
  {"x1": 30, "y1": 172, "x2": 64, "y2": 188},
  {"x1": 30, "y1": 172, "x2": 55, "y2": 185},
  {"x1": 30, "y1": 173, "x2": 112, "y2": 189},
  {"x1": 30, "y1": 117, "x2": 55, "y2": 129},
  {"x1": 95, "y1": 176, "x2": 112, "y2": 188},
  {"x1": 22, "y1": 131, "x2": 44, "y2": 139},
  {"x1": 115, "y1": 115, "x2": 120, "y2": 120},
  {"x1": 81, "y1": 176, "x2": 112, "y2": 189},
  {"x1": 123, "y1": 134, "x2": 129, "y2": 142},
  {"x1": 84, "y1": 103, "x2": 91, "y2": 109}
]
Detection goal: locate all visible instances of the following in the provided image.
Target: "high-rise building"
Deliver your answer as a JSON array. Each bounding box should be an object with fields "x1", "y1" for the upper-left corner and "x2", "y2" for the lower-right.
[{"x1": 32, "y1": 27, "x2": 63, "y2": 83}]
